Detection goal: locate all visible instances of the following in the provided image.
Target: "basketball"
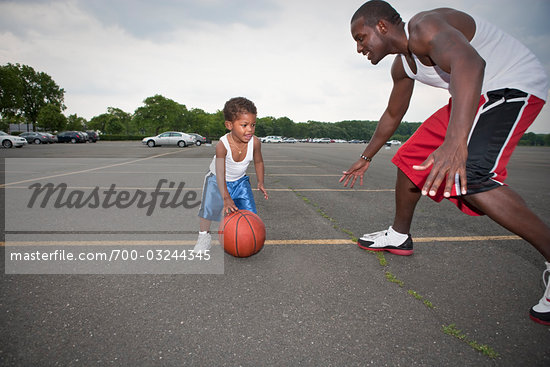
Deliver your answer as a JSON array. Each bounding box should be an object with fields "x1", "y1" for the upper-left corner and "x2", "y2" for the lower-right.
[{"x1": 219, "y1": 210, "x2": 266, "y2": 257}]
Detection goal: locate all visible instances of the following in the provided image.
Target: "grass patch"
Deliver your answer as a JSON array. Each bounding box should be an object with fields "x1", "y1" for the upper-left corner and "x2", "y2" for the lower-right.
[
  {"x1": 385, "y1": 271, "x2": 404, "y2": 287},
  {"x1": 292, "y1": 189, "x2": 497, "y2": 360},
  {"x1": 376, "y1": 252, "x2": 387, "y2": 266},
  {"x1": 442, "y1": 324, "x2": 499, "y2": 359},
  {"x1": 292, "y1": 189, "x2": 356, "y2": 243},
  {"x1": 408, "y1": 289, "x2": 434, "y2": 309}
]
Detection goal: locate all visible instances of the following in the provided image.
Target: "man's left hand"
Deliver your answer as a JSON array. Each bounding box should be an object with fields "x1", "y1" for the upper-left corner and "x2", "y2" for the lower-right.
[{"x1": 412, "y1": 141, "x2": 468, "y2": 197}]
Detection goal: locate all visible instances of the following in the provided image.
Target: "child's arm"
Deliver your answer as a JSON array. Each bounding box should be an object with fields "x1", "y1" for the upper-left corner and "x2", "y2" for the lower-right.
[
  {"x1": 215, "y1": 141, "x2": 238, "y2": 214},
  {"x1": 253, "y1": 136, "x2": 268, "y2": 200}
]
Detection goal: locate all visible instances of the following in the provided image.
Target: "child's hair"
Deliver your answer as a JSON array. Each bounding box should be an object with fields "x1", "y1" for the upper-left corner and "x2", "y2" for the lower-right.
[{"x1": 223, "y1": 97, "x2": 257, "y2": 122}]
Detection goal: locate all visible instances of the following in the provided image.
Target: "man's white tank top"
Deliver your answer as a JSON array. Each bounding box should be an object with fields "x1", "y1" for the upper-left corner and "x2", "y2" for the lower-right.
[
  {"x1": 208, "y1": 134, "x2": 254, "y2": 182},
  {"x1": 400, "y1": 16, "x2": 548, "y2": 101}
]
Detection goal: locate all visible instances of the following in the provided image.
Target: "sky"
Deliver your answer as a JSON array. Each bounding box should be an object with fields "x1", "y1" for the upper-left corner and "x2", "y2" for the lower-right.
[{"x1": 1, "y1": 0, "x2": 549, "y2": 133}]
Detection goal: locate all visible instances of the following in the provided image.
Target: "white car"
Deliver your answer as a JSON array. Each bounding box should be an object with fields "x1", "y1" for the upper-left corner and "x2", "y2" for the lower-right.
[
  {"x1": 0, "y1": 131, "x2": 28, "y2": 148},
  {"x1": 262, "y1": 136, "x2": 283, "y2": 143},
  {"x1": 142, "y1": 131, "x2": 195, "y2": 148},
  {"x1": 316, "y1": 138, "x2": 331, "y2": 143}
]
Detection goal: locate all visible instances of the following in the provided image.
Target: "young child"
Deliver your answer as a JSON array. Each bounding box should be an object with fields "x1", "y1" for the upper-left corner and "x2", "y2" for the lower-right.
[{"x1": 193, "y1": 97, "x2": 268, "y2": 253}]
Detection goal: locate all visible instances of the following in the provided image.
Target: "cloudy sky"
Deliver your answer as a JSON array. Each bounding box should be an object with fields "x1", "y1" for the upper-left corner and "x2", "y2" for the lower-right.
[{"x1": 1, "y1": 0, "x2": 549, "y2": 132}]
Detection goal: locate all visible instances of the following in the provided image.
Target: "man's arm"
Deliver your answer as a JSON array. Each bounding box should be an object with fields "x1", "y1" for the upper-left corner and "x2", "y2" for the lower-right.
[
  {"x1": 409, "y1": 14, "x2": 485, "y2": 197},
  {"x1": 365, "y1": 56, "x2": 415, "y2": 158},
  {"x1": 340, "y1": 56, "x2": 414, "y2": 187}
]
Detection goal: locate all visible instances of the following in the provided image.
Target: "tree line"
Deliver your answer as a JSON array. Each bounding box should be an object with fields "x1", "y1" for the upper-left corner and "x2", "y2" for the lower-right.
[{"x1": 1, "y1": 63, "x2": 549, "y2": 145}]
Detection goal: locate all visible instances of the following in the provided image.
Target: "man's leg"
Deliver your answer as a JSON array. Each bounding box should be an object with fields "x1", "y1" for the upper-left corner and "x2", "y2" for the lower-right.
[
  {"x1": 464, "y1": 186, "x2": 550, "y2": 325},
  {"x1": 392, "y1": 168, "x2": 422, "y2": 234},
  {"x1": 463, "y1": 186, "x2": 550, "y2": 261},
  {"x1": 357, "y1": 168, "x2": 418, "y2": 255}
]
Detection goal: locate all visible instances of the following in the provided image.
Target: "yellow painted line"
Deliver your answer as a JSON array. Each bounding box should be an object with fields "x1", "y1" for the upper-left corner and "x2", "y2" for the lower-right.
[
  {"x1": 266, "y1": 174, "x2": 341, "y2": 176},
  {"x1": 0, "y1": 235, "x2": 521, "y2": 247},
  {"x1": 415, "y1": 235, "x2": 520, "y2": 242},
  {"x1": 4, "y1": 186, "x2": 393, "y2": 192},
  {"x1": 281, "y1": 188, "x2": 394, "y2": 192},
  {"x1": 263, "y1": 166, "x2": 318, "y2": 168},
  {"x1": 5, "y1": 186, "x2": 205, "y2": 190},
  {"x1": 1, "y1": 150, "x2": 184, "y2": 188},
  {"x1": 3, "y1": 240, "x2": 199, "y2": 246}
]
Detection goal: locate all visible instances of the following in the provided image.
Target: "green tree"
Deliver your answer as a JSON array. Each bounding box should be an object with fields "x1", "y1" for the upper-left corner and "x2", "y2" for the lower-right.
[
  {"x1": 0, "y1": 63, "x2": 65, "y2": 131},
  {"x1": 107, "y1": 107, "x2": 132, "y2": 134},
  {"x1": 274, "y1": 116, "x2": 295, "y2": 137},
  {"x1": 185, "y1": 108, "x2": 211, "y2": 135},
  {"x1": 256, "y1": 116, "x2": 276, "y2": 136},
  {"x1": 0, "y1": 64, "x2": 24, "y2": 120},
  {"x1": 65, "y1": 113, "x2": 87, "y2": 131},
  {"x1": 206, "y1": 110, "x2": 226, "y2": 138},
  {"x1": 38, "y1": 104, "x2": 67, "y2": 132},
  {"x1": 88, "y1": 107, "x2": 132, "y2": 134},
  {"x1": 88, "y1": 113, "x2": 112, "y2": 133},
  {"x1": 133, "y1": 95, "x2": 187, "y2": 135}
]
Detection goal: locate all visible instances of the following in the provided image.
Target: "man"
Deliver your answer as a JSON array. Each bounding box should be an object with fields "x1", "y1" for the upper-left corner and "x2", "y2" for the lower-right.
[{"x1": 340, "y1": 0, "x2": 550, "y2": 325}]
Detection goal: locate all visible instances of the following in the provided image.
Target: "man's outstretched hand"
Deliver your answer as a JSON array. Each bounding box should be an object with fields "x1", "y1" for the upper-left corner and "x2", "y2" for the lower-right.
[{"x1": 339, "y1": 159, "x2": 370, "y2": 188}]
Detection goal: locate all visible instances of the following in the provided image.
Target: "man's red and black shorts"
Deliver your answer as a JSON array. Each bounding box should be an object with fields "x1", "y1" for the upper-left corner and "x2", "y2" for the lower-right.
[{"x1": 392, "y1": 88, "x2": 545, "y2": 216}]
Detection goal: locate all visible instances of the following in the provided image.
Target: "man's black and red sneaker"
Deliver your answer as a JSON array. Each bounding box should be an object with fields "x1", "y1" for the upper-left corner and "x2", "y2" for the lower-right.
[
  {"x1": 357, "y1": 227, "x2": 414, "y2": 256},
  {"x1": 530, "y1": 262, "x2": 550, "y2": 325}
]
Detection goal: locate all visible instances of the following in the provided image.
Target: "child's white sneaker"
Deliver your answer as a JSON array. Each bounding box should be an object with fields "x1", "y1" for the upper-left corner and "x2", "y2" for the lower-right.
[{"x1": 193, "y1": 232, "x2": 212, "y2": 253}]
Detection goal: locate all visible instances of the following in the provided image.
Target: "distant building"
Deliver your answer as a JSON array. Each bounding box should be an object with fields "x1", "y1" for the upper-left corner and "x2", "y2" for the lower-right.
[{"x1": 9, "y1": 124, "x2": 41, "y2": 133}]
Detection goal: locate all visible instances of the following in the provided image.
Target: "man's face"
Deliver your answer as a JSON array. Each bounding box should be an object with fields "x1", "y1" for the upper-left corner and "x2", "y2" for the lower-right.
[{"x1": 351, "y1": 17, "x2": 386, "y2": 65}]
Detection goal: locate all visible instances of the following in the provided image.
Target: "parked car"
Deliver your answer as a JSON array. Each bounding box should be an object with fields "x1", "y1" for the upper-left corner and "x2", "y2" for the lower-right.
[
  {"x1": 142, "y1": 131, "x2": 195, "y2": 148},
  {"x1": 261, "y1": 136, "x2": 283, "y2": 143},
  {"x1": 282, "y1": 137, "x2": 297, "y2": 143},
  {"x1": 86, "y1": 131, "x2": 99, "y2": 143},
  {"x1": 188, "y1": 133, "x2": 211, "y2": 146},
  {"x1": 316, "y1": 138, "x2": 331, "y2": 143},
  {"x1": 19, "y1": 131, "x2": 51, "y2": 144},
  {"x1": 79, "y1": 131, "x2": 89, "y2": 142},
  {"x1": 0, "y1": 131, "x2": 27, "y2": 148},
  {"x1": 44, "y1": 133, "x2": 57, "y2": 143},
  {"x1": 56, "y1": 131, "x2": 87, "y2": 143}
]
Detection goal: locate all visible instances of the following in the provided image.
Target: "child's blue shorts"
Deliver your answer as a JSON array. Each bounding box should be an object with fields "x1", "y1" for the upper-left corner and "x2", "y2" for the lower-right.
[{"x1": 198, "y1": 173, "x2": 257, "y2": 221}]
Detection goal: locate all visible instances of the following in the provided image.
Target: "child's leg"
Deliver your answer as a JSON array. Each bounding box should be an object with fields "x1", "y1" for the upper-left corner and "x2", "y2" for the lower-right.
[
  {"x1": 194, "y1": 218, "x2": 213, "y2": 252},
  {"x1": 199, "y1": 218, "x2": 211, "y2": 233},
  {"x1": 194, "y1": 173, "x2": 219, "y2": 252}
]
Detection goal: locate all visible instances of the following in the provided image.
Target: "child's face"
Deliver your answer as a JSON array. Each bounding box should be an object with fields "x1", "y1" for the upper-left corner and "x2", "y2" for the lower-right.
[{"x1": 226, "y1": 112, "x2": 256, "y2": 143}]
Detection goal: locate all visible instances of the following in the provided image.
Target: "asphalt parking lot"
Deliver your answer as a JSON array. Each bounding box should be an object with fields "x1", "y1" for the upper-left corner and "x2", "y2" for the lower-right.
[{"x1": 1, "y1": 141, "x2": 549, "y2": 365}]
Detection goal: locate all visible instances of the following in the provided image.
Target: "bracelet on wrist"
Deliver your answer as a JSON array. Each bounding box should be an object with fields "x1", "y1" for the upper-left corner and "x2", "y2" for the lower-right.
[{"x1": 360, "y1": 155, "x2": 372, "y2": 162}]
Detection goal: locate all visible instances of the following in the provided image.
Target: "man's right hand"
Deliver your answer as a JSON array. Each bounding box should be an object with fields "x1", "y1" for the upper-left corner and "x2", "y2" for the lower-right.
[{"x1": 339, "y1": 159, "x2": 370, "y2": 188}]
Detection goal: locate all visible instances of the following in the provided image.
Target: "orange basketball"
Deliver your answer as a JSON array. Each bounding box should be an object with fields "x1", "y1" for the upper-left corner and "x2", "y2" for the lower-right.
[{"x1": 219, "y1": 210, "x2": 266, "y2": 257}]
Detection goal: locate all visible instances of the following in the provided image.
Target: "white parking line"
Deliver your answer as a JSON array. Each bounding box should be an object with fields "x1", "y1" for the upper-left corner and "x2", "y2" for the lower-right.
[{"x1": 1, "y1": 150, "x2": 185, "y2": 188}]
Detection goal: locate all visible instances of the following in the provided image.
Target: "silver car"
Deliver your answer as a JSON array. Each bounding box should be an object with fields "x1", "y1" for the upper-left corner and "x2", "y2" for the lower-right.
[
  {"x1": 0, "y1": 131, "x2": 28, "y2": 148},
  {"x1": 19, "y1": 131, "x2": 52, "y2": 144},
  {"x1": 142, "y1": 131, "x2": 196, "y2": 148}
]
